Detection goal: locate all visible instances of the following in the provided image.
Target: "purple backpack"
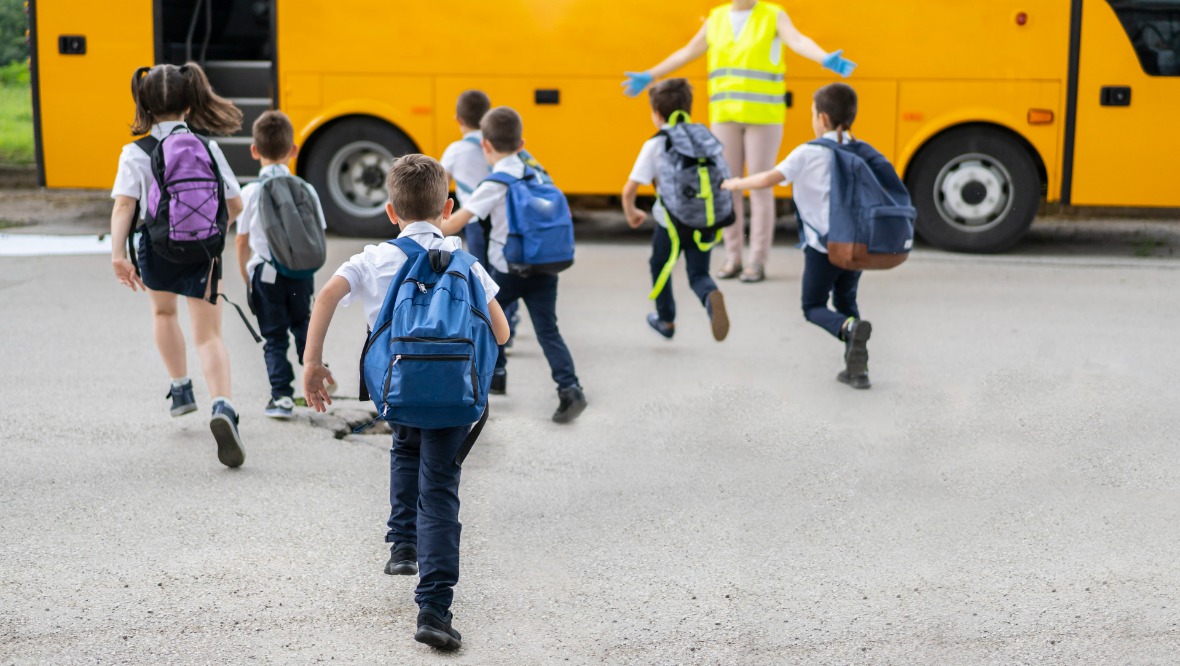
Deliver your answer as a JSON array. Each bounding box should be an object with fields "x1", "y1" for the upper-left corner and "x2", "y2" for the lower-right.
[{"x1": 134, "y1": 125, "x2": 228, "y2": 265}]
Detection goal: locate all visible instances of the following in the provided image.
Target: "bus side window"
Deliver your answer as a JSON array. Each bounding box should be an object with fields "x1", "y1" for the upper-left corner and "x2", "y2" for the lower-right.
[{"x1": 1107, "y1": 0, "x2": 1180, "y2": 76}]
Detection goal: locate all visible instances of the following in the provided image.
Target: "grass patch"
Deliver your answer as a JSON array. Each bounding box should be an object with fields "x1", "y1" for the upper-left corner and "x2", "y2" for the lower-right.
[
  {"x1": 0, "y1": 219, "x2": 28, "y2": 229},
  {"x1": 0, "y1": 61, "x2": 33, "y2": 165}
]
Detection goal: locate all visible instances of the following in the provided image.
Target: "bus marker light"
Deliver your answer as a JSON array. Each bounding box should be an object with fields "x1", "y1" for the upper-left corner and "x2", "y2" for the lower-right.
[
  {"x1": 1016, "y1": 12, "x2": 1028, "y2": 26},
  {"x1": 1027, "y1": 109, "x2": 1054, "y2": 125},
  {"x1": 902, "y1": 112, "x2": 924, "y2": 122},
  {"x1": 412, "y1": 106, "x2": 432, "y2": 115}
]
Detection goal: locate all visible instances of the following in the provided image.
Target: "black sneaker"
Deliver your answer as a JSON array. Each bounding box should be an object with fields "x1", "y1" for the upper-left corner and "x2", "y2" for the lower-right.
[
  {"x1": 843, "y1": 319, "x2": 872, "y2": 378},
  {"x1": 552, "y1": 385, "x2": 587, "y2": 424},
  {"x1": 837, "y1": 369, "x2": 872, "y2": 390},
  {"x1": 167, "y1": 381, "x2": 197, "y2": 417},
  {"x1": 384, "y1": 542, "x2": 417, "y2": 576},
  {"x1": 646, "y1": 313, "x2": 675, "y2": 340},
  {"x1": 490, "y1": 368, "x2": 507, "y2": 395},
  {"x1": 264, "y1": 396, "x2": 295, "y2": 420},
  {"x1": 415, "y1": 608, "x2": 462, "y2": 651},
  {"x1": 209, "y1": 401, "x2": 245, "y2": 468}
]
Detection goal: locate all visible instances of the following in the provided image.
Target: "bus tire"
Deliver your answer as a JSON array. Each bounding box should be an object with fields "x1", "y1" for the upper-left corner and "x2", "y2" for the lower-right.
[
  {"x1": 302, "y1": 118, "x2": 417, "y2": 237},
  {"x1": 907, "y1": 127, "x2": 1040, "y2": 253}
]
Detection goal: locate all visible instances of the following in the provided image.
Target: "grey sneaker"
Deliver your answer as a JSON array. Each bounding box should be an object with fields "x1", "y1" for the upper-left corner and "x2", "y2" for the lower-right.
[
  {"x1": 167, "y1": 381, "x2": 197, "y2": 417},
  {"x1": 552, "y1": 385, "x2": 588, "y2": 424},
  {"x1": 264, "y1": 396, "x2": 295, "y2": 419}
]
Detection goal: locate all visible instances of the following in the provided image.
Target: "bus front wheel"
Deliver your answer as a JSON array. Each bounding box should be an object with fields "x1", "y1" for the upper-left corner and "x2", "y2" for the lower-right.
[
  {"x1": 302, "y1": 118, "x2": 417, "y2": 237},
  {"x1": 907, "y1": 127, "x2": 1040, "y2": 253}
]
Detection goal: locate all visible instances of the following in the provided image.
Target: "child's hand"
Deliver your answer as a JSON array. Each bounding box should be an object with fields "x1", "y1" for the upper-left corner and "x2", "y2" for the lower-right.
[
  {"x1": 721, "y1": 179, "x2": 740, "y2": 192},
  {"x1": 626, "y1": 210, "x2": 647, "y2": 229},
  {"x1": 112, "y1": 257, "x2": 146, "y2": 291},
  {"x1": 304, "y1": 362, "x2": 336, "y2": 413}
]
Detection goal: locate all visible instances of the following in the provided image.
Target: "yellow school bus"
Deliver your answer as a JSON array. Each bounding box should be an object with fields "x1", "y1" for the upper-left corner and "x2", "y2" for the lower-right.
[{"x1": 28, "y1": 0, "x2": 1180, "y2": 249}]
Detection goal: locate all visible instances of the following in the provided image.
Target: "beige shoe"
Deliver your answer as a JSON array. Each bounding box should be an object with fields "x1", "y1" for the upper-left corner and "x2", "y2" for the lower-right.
[
  {"x1": 717, "y1": 261, "x2": 743, "y2": 279},
  {"x1": 707, "y1": 290, "x2": 729, "y2": 342},
  {"x1": 739, "y1": 264, "x2": 765, "y2": 283}
]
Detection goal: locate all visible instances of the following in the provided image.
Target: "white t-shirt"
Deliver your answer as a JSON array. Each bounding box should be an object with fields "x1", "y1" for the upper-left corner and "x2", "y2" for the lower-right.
[
  {"x1": 459, "y1": 153, "x2": 526, "y2": 273},
  {"x1": 238, "y1": 163, "x2": 328, "y2": 283},
  {"x1": 439, "y1": 130, "x2": 488, "y2": 208},
  {"x1": 111, "y1": 120, "x2": 241, "y2": 217},
  {"x1": 334, "y1": 221, "x2": 499, "y2": 330},
  {"x1": 627, "y1": 125, "x2": 672, "y2": 228},
  {"x1": 727, "y1": 5, "x2": 783, "y2": 66},
  {"x1": 775, "y1": 130, "x2": 848, "y2": 254}
]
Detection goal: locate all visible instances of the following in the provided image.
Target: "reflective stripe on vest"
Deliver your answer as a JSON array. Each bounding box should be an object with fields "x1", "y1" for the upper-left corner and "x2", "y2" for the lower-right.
[{"x1": 705, "y1": 1, "x2": 787, "y2": 125}]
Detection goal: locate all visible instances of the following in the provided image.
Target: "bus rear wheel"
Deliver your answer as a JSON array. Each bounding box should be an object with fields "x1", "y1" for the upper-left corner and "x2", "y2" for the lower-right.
[
  {"x1": 907, "y1": 127, "x2": 1040, "y2": 253},
  {"x1": 302, "y1": 118, "x2": 417, "y2": 237}
]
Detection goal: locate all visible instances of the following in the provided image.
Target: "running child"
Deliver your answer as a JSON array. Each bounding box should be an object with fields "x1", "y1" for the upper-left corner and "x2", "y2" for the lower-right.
[
  {"x1": 722, "y1": 83, "x2": 875, "y2": 388},
  {"x1": 440, "y1": 90, "x2": 494, "y2": 263},
  {"x1": 109, "y1": 62, "x2": 248, "y2": 466},
  {"x1": 235, "y1": 110, "x2": 329, "y2": 419},
  {"x1": 302, "y1": 154, "x2": 510, "y2": 651},
  {"x1": 622, "y1": 78, "x2": 730, "y2": 342}
]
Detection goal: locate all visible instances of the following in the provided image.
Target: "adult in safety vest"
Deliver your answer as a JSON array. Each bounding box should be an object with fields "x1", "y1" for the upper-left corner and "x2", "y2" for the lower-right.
[{"x1": 622, "y1": 1, "x2": 855, "y2": 283}]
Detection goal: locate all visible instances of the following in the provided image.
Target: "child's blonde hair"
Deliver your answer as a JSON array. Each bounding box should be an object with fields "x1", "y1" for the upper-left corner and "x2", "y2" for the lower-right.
[{"x1": 386, "y1": 154, "x2": 449, "y2": 221}]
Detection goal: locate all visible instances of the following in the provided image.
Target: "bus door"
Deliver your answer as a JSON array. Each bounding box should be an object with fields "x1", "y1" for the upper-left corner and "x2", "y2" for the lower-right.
[{"x1": 1070, "y1": 0, "x2": 1180, "y2": 207}]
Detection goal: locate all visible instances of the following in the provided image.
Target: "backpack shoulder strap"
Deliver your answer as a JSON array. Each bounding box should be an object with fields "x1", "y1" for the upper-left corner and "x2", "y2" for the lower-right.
[
  {"x1": 482, "y1": 171, "x2": 520, "y2": 187},
  {"x1": 462, "y1": 135, "x2": 481, "y2": 146},
  {"x1": 390, "y1": 235, "x2": 429, "y2": 261},
  {"x1": 134, "y1": 136, "x2": 159, "y2": 155}
]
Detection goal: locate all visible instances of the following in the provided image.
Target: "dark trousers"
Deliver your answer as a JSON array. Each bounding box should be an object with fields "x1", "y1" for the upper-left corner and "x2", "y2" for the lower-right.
[
  {"x1": 489, "y1": 269, "x2": 579, "y2": 390},
  {"x1": 801, "y1": 246, "x2": 862, "y2": 339},
  {"x1": 250, "y1": 265, "x2": 313, "y2": 399},
  {"x1": 650, "y1": 221, "x2": 718, "y2": 323},
  {"x1": 386, "y1": 423, "x2": 468, "y2": 613}
]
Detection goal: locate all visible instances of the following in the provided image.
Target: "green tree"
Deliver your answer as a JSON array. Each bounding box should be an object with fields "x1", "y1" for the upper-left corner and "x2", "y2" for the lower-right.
[{"x1": 0, "y1": 0, "x2": 29, "y2": 67}]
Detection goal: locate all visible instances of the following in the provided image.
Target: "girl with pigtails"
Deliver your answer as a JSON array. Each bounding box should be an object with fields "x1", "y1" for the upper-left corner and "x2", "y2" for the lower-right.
[{"x1": 109, "y1": 62, "x2": 249, "y2": 468}]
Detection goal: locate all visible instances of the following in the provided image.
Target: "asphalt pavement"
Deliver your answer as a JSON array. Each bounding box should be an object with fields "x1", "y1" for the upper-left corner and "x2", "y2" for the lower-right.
[{"x1": 2, "y1": 219, "x2": 1180, "y2": 664}]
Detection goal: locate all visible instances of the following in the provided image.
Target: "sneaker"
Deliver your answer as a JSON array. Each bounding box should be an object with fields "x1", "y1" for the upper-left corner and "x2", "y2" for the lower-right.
[
  {"x1": 646, "y1": 313, "x2": 675, "y2": 340},
  {"x1": 552, "y1": 385, "x2": 588, "y2": 424},
  {"x1": 384, "y1": 542, "x2": 417, "y2": 576},
  {"x1": 209, "y1": 401, "x2": 245, "y2": 468},
  {"x1": 414, "y1": 608, "x2": 462, "y2": 651},
  {"x1": 837, "y1": 369, "x2": 872, "y2": 390},
  {"x1": 490, "y1": 368, "x2": 507, "y2": 395},
  {"x1": 738, "y1": 264, "x2": 765, "y2": 283},
  {"x1": 166, "y1": 381, "x2": 197, "y2": 418},
  {"x1": 843, "y1": 319, "x2": 872, "y2": 378},
  {"x1": 706, "y1": 290, "x2": 729, "y2": 342},
  {"x1": 264, "y1": 396, "x2": 295, "y2": 419},
  {"x1": 716, "y1": 261, "x2": 742, "y2": 280}
]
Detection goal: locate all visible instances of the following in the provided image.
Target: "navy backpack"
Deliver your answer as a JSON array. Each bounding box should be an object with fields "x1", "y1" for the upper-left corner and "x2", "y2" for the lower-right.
[
  {"x1": 804, "y1": 138, "x2": 916, "y2": 271},
  {"x1": 483, "y1": 163, "x2": 575, "y2": 275},
  {"x1": 359, "y1": 237, "x2": 498, "y2": 462}
]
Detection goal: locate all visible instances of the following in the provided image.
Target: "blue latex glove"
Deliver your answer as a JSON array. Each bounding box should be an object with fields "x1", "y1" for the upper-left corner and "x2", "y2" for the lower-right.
[
  {"x1": 822, "y1": 50, "x2": 857, "y2": 78},
  {"x1": 621, "y1": 71, "x2": 653, "y2": 97}
]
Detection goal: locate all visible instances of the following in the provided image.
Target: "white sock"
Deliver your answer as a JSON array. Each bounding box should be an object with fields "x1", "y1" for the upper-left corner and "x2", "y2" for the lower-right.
[{"x1": 172, "y1": 377, "x2": 190, "y2": 388}]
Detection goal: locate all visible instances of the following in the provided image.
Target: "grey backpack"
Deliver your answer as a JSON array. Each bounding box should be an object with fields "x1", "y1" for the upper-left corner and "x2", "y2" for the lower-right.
[
  {"x1": 653, "y1": 111, "x2": 735, "y2": 231},
  {"x1": 257, "y1": 174, "x2": 327, "y2": 279}
]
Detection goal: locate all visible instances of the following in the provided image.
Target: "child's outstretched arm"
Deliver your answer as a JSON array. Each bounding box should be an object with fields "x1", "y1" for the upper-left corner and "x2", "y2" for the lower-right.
[
  {"x1": 621, "y1": 180, "x2": 647, "y2": 229},
  {"x1": 440, "y1": 208, "x2": 474, "y2": 237},
  {"x1": 722, "y1": 170, "x2": 787, "y2": 192},
  {"x1": 110, "y1": 195, "x2": 145, "y2": 291},
  {"x1": 302, "y1": 276, "x2": 351, "y2": 412}
]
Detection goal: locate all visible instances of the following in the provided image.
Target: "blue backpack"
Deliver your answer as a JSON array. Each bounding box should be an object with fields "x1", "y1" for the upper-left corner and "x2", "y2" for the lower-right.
[
  {"x1": 483, "y1": 163, "x2": 575, "y2": 276},
  {"x1": 804, "y1": 138, "x2": 916, "y2": 271},
  {"x1": 358, "y1": 237, "x2": 498, "y2": 460}
]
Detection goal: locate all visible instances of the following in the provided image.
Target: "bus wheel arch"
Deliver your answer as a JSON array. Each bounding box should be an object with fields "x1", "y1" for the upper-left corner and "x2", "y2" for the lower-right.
[
  {"x1": 904, "y1": 123, "x2": 1046, "y2": 254},
  {"x1": 299, "y1": 115, "x2": 419, "y2": 237}
]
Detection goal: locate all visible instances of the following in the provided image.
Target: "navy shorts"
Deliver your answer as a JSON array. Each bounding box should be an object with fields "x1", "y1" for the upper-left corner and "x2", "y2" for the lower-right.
[{"x1": 136, "y1": 232, "x2": 214, "y2": 300}]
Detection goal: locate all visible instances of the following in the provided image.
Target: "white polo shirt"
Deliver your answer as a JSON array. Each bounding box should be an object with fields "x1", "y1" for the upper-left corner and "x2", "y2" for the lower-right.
[
  {"x1": 459, "y1": 153, "x2": 526, "y2": 273},
  {"x1": 439, "y1": 130, "x2": 488, "y2": 208},
  {"x1": 774, "y1": 131, "x2": 849, "y2": 254},
  {"x1": 111, "y1": 120, "x2": 241, "y2": 217},
  {"x1": 627, "y1": 125, "x2": 672, "y2": 228},
  {"x1": 238, "y1": 163, "x2": 328, "y2": 283},
  {"x1": 333, "y1": 221, "x2": 499, "y2": 330}
]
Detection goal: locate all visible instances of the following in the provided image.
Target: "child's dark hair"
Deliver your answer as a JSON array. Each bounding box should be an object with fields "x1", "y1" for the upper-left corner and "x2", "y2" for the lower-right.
[
  {"x1": 129, "y1": 62, "x2": 242, "y2": 136},
  {"x1": 480, "y1": 107, "x2": 523, "y2": 154},
  {"x1": 648, "y1": 78, "x2": 693, "y2": 121},
  {"x1": 386, "y1": 154, "x2": 449, "y2": 221},
  {"x1": 456, "y1": 90, "x2": 491, "y2": 130},
  {"x1": 813, "y1": 83, "x2": 858, "y2": 132},
  {"x1": 252, "y1": 110, "x2": 295, "y2": 161}
]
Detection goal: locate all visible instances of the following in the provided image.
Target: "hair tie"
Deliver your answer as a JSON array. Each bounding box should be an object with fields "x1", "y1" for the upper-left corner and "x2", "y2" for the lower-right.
[{"x1": 178, "y1": 64, "x2": 190, "y2": 74}]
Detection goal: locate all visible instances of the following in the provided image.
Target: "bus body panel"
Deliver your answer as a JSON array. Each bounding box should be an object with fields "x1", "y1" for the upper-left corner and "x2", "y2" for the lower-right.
[
  {"x1": 1071, "y1": 0, "x2": 1180, "y2": 207},
  {"x1": 34, "y1": 0, "x2": 153, "y2": 189}
]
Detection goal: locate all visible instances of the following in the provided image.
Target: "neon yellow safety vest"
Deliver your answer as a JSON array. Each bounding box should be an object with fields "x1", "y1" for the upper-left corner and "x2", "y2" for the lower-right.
[{"x1": 705, "y1": 2, "x2": 787, "y2": 125}]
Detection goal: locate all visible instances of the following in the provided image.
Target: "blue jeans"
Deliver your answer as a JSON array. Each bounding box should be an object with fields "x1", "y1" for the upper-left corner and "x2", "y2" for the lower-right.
[
  {"x1": 650, "y1": 222, "x2": 718, "y2": 323},
  {"x1": 801, "y1": 246, "x2": 862, "y2": 339},
  {"x1": 386, "y1": 424, "x2": 468, "y2": 612},
  {"x1": 250, "y1": 266, "x2": 313, "y2": 398},
  {"x1": 489, "y1": 269, "x2": 579, "y2": 389}
]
